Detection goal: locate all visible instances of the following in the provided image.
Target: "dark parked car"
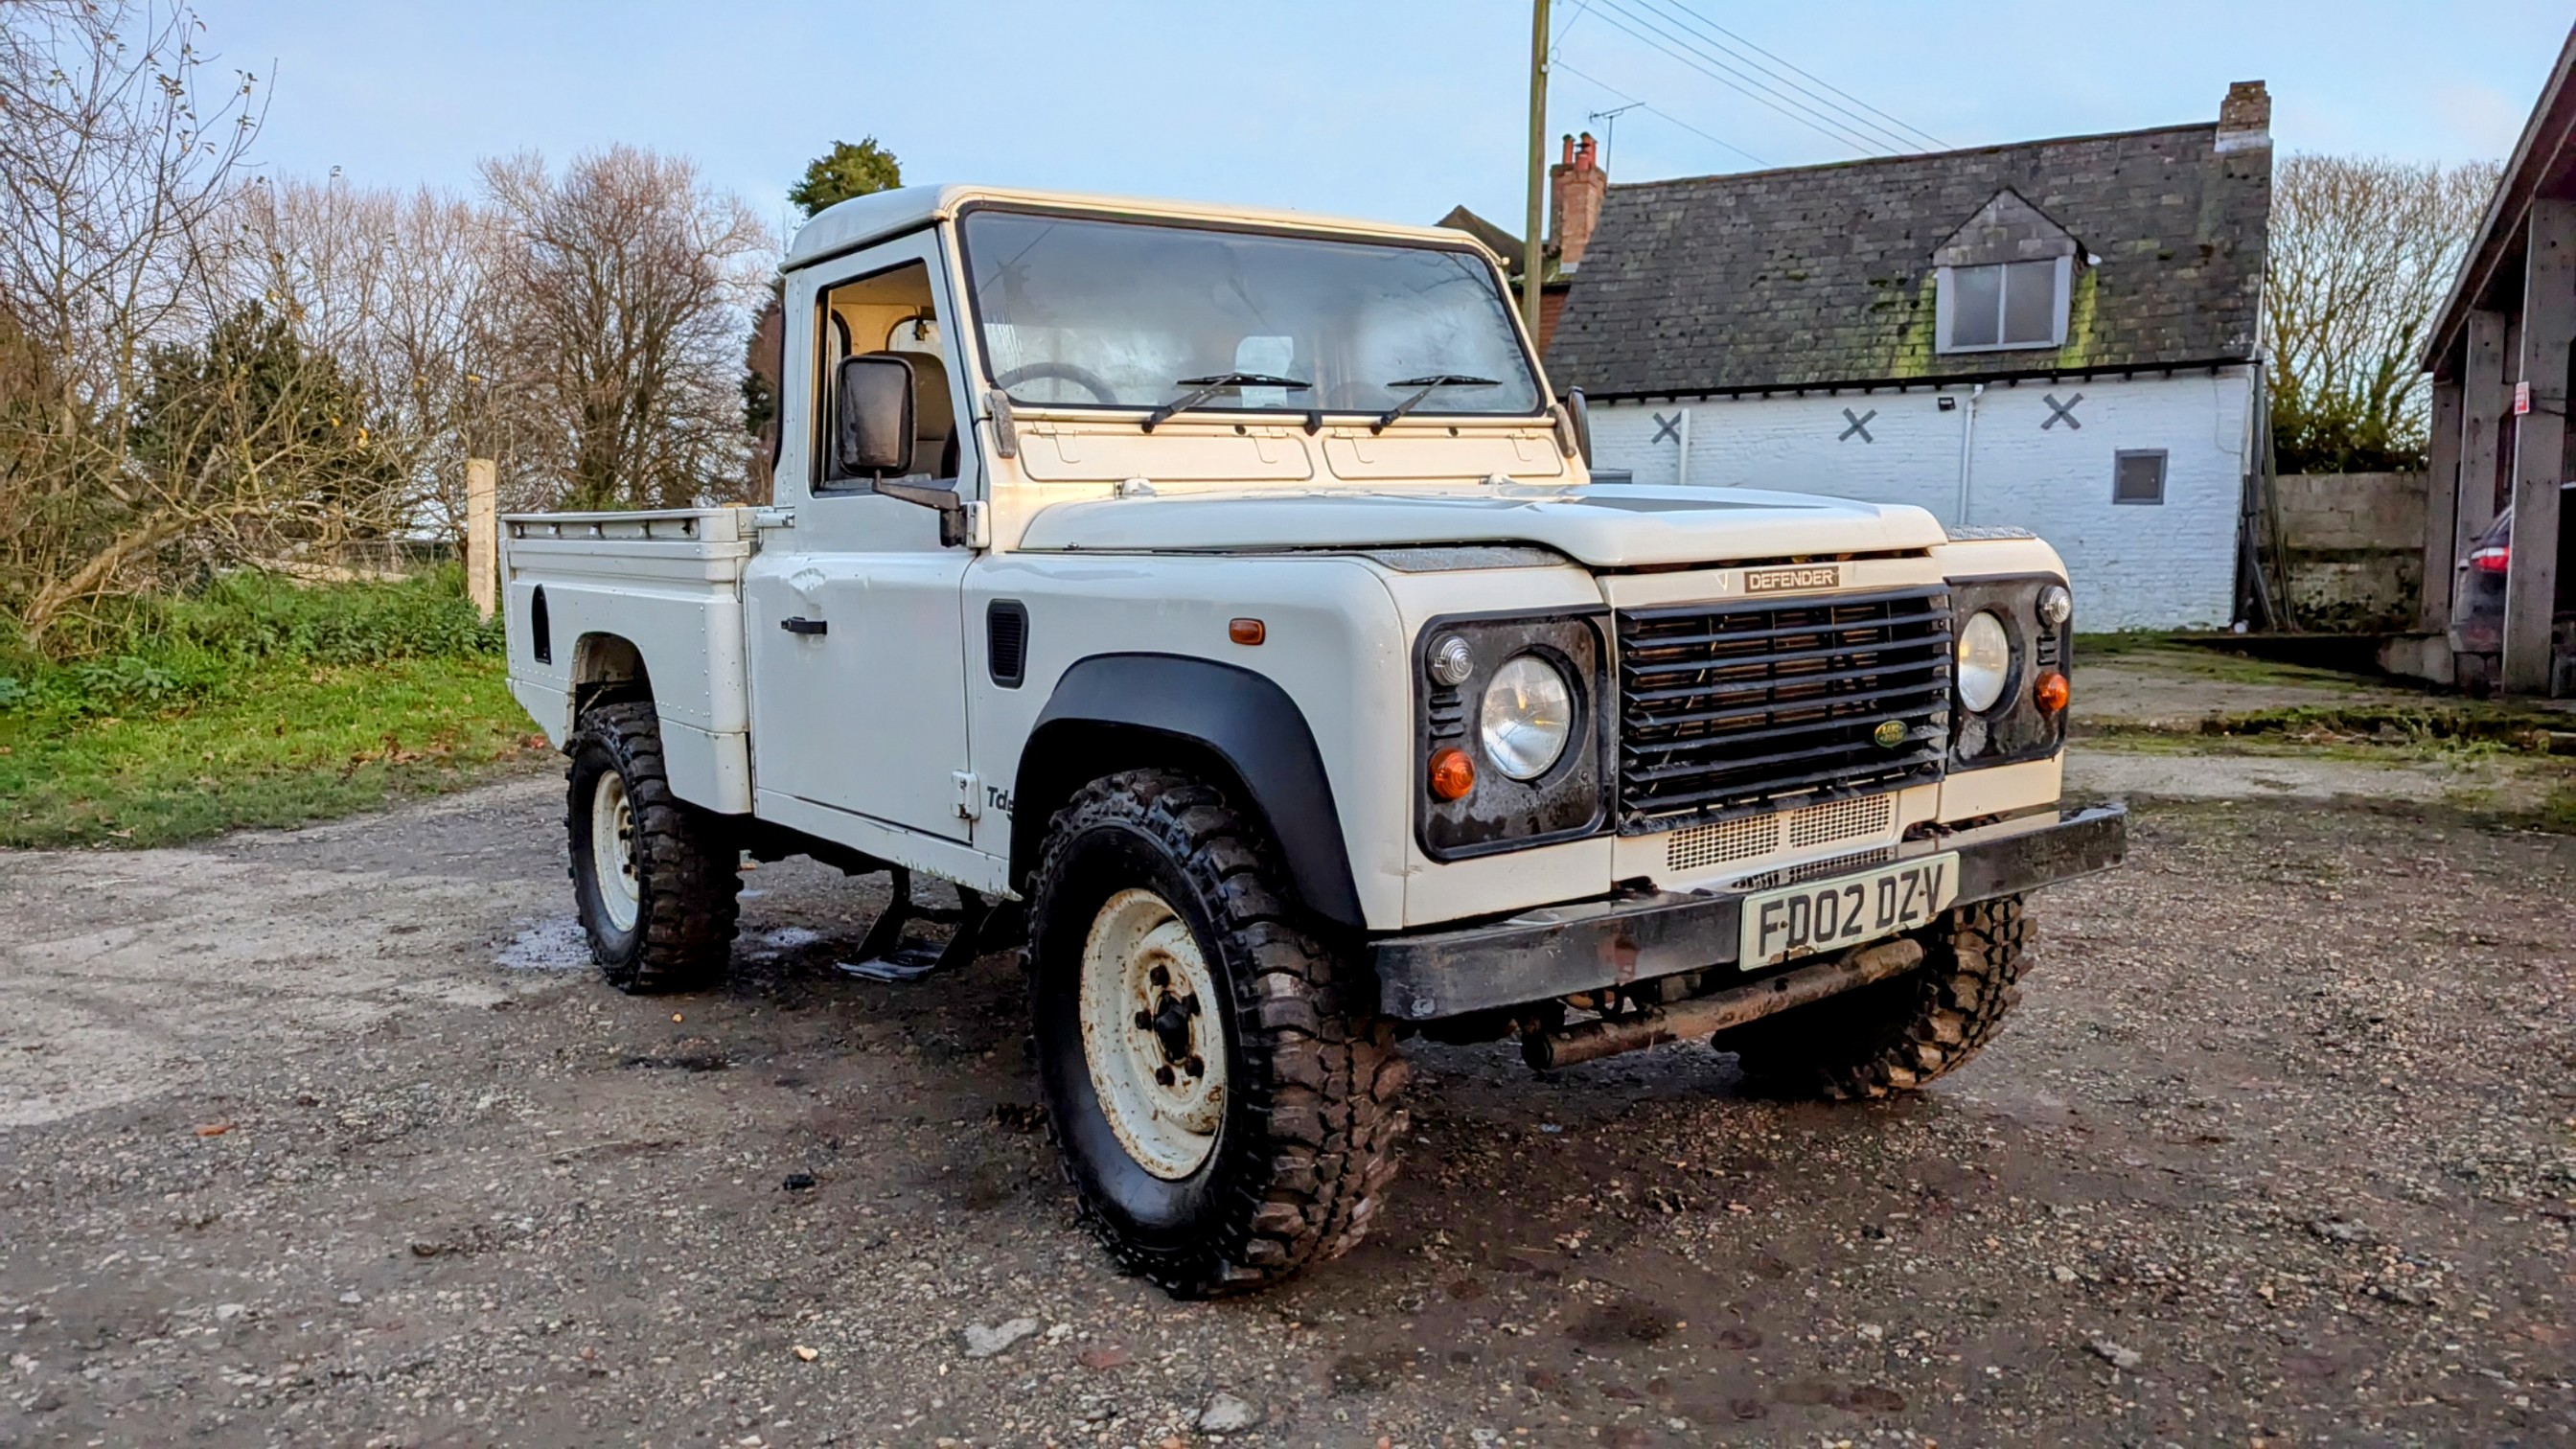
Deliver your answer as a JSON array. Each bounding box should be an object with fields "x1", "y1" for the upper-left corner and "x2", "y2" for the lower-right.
[{"x1": 2450, "y1": 480, "x2": 2574, "y2": 696}]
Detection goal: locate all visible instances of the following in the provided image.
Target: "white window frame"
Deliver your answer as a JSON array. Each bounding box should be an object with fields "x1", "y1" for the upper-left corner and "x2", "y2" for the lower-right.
[{"x1": 1934, "y1": 255, "x2": 2072, "y2": 354}]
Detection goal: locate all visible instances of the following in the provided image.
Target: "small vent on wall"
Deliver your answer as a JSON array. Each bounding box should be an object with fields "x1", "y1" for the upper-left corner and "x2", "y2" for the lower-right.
[
  {"x1": 987, "y1": 600, "x2": 1028, "y2": 688},
  {"x1": 530, "y1": 586, "x2": 551, "y2": 665}
]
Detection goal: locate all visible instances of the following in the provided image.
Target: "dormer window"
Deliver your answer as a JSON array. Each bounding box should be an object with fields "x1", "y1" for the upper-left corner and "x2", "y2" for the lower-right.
[
  {"x1": 1939, "y1": 257, "x2": 2071, "y2": 352},
  {"x1": 1931, "y1": 189, "x2": 2081, "y2": 355}
]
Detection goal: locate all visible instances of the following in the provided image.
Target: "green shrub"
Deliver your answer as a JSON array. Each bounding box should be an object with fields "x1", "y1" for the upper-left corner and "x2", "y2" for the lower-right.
[
  {"x1": 154, "y1": 567, "x2": 503, "y2": 665},
  {"x1": 0, "y1": 568, "x2": 501, "y2": 716}
]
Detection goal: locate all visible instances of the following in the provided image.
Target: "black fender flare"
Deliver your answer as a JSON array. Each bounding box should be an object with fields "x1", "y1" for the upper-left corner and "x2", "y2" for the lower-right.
[{"x1": 1014, "y1": 653, "x2": 1365, "y2": 930}]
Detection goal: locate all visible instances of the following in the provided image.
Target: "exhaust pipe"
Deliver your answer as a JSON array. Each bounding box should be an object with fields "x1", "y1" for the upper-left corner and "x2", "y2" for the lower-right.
[{"x1": 1522, "y1": 937, "x2": 1925, "y2": 1070}]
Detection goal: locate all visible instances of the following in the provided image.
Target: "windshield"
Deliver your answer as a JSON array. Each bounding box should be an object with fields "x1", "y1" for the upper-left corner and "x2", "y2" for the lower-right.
[{"x1": 958, "y1": 209, "x2": 1545, "y2": 418}]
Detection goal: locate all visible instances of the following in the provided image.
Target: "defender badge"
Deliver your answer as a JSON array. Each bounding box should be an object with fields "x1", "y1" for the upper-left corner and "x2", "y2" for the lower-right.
[
  {"x1": 1745, "y1": 564, "x2": 1843, "y2": 594},
  {"x1": 1872, "y1": 719, "x2": 1907, "y2": 748}
]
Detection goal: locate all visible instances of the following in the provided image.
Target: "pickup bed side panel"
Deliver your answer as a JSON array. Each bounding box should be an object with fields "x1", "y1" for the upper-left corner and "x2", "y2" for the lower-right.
[{"x1": 501, "y1": 512, "x2": 756, "y2": 816}]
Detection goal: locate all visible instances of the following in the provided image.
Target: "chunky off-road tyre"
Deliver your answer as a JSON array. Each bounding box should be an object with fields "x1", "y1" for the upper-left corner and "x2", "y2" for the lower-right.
[
  {"x1": 1026, "y1": 769, "x2": 1408, "y2": 1298},
  {"x1": 1724, "y1": 896, "x2": 2030, "y2": 1100},
  {"x1": 565, "y1": 701, "x2": 741, "y2": 994}
]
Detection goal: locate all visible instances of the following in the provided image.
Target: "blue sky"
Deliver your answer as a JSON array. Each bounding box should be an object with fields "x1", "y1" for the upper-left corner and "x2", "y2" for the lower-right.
[{"x1": 209, "y1": 0, "x2": 2564, "y2": 241}]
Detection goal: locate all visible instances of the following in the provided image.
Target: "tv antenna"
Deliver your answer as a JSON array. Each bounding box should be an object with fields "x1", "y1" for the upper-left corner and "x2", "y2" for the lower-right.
[{"x1": 1587, "y1": 102, "x2": 1643, "y2": 168}]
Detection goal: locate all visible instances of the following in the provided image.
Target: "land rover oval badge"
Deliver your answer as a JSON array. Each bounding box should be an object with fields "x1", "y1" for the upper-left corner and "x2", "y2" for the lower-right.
[{"x1": 1872, "y1": 719, "x2": 1907, "y2": 748}]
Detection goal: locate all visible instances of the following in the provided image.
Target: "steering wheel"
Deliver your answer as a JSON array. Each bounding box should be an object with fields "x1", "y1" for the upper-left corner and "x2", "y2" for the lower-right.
[{"x1": 992, "y1": 361, "x2": 1119, "y2": 404}]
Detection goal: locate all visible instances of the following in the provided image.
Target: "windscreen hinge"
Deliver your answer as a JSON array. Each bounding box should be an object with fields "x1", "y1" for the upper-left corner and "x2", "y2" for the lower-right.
[{"x1": 984, "y1": 390, "x2": 1019, "y2": 459}]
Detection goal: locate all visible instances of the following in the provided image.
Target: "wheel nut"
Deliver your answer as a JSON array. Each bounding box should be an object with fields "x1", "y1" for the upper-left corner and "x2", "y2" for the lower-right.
[
  {"x1": 1181, "y1": 993, "x2": 1201, "y2": 1016},
  {"x1": 1148, "y1": 965, "x2": 1170, "y2": 987},
  {"x1": 1133, "y1": 1010, "x2": 1154, "y2": 1030},
  {"x1": 1153, "y1": 1065, "x2": 1176, "y2": 1087},
  {"x1": 1182, "y1": 1054, "x2": 1205, "y2": 1077}
]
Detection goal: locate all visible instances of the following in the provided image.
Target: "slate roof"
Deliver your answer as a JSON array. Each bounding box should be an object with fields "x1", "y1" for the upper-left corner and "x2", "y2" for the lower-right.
[{"x1": 1544, "y1": 123, "x2": 2271, "y2": 398}]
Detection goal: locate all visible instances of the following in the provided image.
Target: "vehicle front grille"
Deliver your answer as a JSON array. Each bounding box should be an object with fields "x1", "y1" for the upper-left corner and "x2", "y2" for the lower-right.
[
  {"x1": 1664, "y1": 791, "x2": 1896, "y2": 874},
  {"x1": 1615, "y1": 585, "x2": 1951, "y2": 834}
]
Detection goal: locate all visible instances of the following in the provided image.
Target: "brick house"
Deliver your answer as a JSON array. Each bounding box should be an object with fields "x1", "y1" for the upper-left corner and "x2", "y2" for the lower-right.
[{"x1": 1541, "y1": 84, "x2": 2275, "y2": 631}]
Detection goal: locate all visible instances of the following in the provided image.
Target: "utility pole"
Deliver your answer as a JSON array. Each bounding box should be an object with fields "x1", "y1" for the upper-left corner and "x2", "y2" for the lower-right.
[{"x1": 1523, "y1": 0, "x2": 1549, "y2": 337}]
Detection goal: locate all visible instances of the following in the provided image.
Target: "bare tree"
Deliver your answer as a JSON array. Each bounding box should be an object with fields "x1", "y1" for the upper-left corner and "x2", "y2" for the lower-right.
[
  {"x1": 223, "y1": 176, "x2": 521, "y2": 542},
  {"x1": 0, "y1": 0, "x2": 314, "y2": 647},
  {"x1": 479, "y1": 147, "x2": 770, "y2": 511},
  {"x1": 2266, "y1": 153, "x2": 2501, "y2": 474},
  {"x1": 1, "y1": 7, "x2": 775, "y2": 649}
]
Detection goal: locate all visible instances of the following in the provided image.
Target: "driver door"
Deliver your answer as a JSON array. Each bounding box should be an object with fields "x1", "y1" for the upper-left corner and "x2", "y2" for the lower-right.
[{"x1": 745, "y1": 232, "x2": 978, "y2": 845}]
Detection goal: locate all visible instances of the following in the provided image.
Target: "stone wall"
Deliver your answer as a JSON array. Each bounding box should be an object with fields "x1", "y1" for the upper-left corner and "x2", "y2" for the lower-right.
[{"x1": 2272, "y1": 472, "x2": 2426, "y2": 632}]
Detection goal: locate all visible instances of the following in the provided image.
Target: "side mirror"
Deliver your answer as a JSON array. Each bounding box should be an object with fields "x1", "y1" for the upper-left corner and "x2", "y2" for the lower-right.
[
  {"x1": 833, "y1": 354, "x2": 915, "y2": 477},
  {"x1": 1565, "y1": 387, "x2": 1595, "y2": 469}
]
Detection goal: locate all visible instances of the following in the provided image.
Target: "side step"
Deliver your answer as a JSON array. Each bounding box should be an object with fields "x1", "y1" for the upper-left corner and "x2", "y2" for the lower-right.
[{"x1": 837, "y1": 866, "x2": 991, "y2": 983}]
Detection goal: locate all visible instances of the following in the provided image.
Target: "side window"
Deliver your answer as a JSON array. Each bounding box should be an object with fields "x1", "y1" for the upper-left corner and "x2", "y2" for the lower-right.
[
  {"x1": 2112, "y1": 449, "x2": 2167, "y2": 505},
  {"x1": 815, "y1": 260, "x2": 958, "y2": 492}
]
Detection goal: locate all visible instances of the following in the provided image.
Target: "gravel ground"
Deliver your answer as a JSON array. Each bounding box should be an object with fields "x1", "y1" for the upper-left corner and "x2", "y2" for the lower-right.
[{"x1": 3, "y1": 772, "x2": 2572, "y2": 1447}]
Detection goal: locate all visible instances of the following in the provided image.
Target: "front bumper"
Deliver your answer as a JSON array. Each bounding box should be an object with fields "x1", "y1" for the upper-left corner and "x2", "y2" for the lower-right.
[{"x1": 1370, "y1": 803, "x2": 2127, "y2": 1022}]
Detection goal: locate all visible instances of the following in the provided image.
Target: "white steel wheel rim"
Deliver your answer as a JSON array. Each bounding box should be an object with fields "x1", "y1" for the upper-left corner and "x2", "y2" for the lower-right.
[
  {"x1": 591, "y1": 771, "x2": 640, "y2": 932},
  {"x1": 1078, "y1": 887, "x2": 1227, "y2": 1181}
]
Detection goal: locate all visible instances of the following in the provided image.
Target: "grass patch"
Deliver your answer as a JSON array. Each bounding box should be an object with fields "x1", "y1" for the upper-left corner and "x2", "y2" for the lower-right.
[
  {"x1": 2074, "y1": 633, "x2": 2382, "y2": 690},
  {"x1": 0, "y1": 655, "x2": 549, "y2": 849},
  {"x1": 0, "y1": 570, "x2": 551, "y2": 849},
  {"x1": 2544, "y1": 781, "x2": 2576, "y2": 833},
  {"x1": 2157, "y1": 702, "x2": 2566, "y2": 753},
  {"x1": 2069, "y1": 631, "x2": 2181, "y2": 659}
]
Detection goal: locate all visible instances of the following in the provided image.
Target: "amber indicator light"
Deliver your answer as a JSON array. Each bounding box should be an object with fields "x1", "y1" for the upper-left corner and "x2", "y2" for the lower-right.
[
  {"x1": 1428, "y1": 747, "x2": 1476, "y2": 801},
  {"x1": 1229, "y1": 617, "x2": 1266, "y2": 646},
  {"x1": 2034, "y1": 670, "x2": 2070, "y2": 712}
]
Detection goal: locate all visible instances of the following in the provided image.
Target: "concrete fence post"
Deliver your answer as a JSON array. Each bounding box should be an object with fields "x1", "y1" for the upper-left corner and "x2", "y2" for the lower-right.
[{"x1": 466, "y1": 457, "x2": 497, "y2": 622}]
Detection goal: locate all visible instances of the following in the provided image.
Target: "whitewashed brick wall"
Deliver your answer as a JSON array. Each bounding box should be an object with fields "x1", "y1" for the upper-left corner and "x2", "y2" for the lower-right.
[{"x1": 1585, "y1": 368, "x2": 2255, "y2": 630}]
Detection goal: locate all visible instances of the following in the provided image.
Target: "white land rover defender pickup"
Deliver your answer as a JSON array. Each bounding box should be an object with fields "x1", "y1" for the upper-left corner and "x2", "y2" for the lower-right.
[{"x1": 503, "y1": 184, "x2": 2126, "y2": 1297}]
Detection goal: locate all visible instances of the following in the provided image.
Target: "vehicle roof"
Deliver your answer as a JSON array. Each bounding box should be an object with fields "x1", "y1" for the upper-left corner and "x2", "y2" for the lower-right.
[{"x1": 782, "y1": 184, "x2": 1500, "y2": 271}]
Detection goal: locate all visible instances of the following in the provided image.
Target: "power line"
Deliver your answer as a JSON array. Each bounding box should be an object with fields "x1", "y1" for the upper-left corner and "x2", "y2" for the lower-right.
[
  {"x1": 1592, "y1": 0, "x2": 1903, "y2": 156},
  {"x1": 1648, "y1": 0, "x2": 1949, "y2": 152},
  {"x1": 1617, "y1": 0, "x2": 1930, "y2": 155},
  {"x1": 1549, "y1": 0, "x2": 1593, "y2": 47},
  {"x1": 1586, "y1": 0, "x2": 1898, "y2": 158},
  {"x1": 1552, "y1": 58, "x2": 1772, "y2": 169}
]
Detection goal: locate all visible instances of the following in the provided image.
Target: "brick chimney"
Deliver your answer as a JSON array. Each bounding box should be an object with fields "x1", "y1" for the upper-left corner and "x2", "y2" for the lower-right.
[
  {"x1": 2215, "y1": 80, "x2": 2270, "y2": 153},
  {"x1": 1549, "y1": 131, "x2": 1608, "y2": 270}
]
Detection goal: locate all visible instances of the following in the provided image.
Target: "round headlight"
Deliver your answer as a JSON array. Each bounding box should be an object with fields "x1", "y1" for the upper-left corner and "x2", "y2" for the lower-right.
[
  {"x1": 1955, "y1": 610, "x2": 2012, "y2": 713},
  {"x1": 1479, "y1": 655, "x2": 1574, "y2": 780}
]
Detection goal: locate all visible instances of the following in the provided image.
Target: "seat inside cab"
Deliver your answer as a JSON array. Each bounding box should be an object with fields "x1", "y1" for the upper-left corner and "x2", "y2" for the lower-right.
[{"x1": 819, "y1": 262, "x2": 955, "y2": 485}]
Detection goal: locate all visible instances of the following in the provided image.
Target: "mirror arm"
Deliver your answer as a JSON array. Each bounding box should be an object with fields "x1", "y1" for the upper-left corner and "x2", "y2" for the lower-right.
[{"x1": 872, "y1": 477, "x2": 971, "y2": 547}]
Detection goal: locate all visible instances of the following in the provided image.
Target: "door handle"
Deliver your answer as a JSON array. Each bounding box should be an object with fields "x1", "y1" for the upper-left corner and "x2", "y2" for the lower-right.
[{"x1": 780, "y1": 616, "x2": 828, "y2": 635}]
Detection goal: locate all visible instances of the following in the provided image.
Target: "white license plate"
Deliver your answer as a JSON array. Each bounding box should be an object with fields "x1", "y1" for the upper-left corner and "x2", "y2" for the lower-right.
[{"x1": 1738, "y1": 853, "x2": 1960, "y2": 968}]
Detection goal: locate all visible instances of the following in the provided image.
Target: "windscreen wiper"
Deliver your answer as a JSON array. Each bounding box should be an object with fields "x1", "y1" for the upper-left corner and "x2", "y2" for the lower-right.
[
  {"x1": 1372, "y1": 375, "x2": 1502, "y2": 432},
  {"x1": 1140, "y1": 372, "x2": 1312, "y2": 432}
]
